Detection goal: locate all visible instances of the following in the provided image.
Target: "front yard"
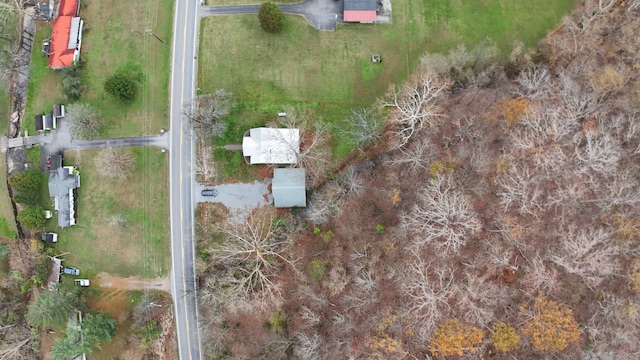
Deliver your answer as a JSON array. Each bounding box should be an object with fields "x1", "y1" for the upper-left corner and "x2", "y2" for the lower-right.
[{"x1": 51, "y1": 147, "x2": 170, "y2": 279}]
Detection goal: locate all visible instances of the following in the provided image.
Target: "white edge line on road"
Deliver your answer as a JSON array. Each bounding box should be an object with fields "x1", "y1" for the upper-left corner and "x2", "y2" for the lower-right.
[
  {"x1": 180, "y1": 0, "x2": 193, "y2": 358},
  {"x1": 169, "y1": 0, "x2": 182, "y2": 358},
  {"x1": 191, "y1": 5, "x2": 204, "y2": 359}
]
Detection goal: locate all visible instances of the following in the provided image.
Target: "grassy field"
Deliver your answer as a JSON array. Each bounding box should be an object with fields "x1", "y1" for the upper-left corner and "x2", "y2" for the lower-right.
[
  {"x1": 199, "y1": 0, "x2": 577, "y2": 161},
  {"x1": 0, "y1": 91, "x2": 17, "y2": 239},
  {"x1": 25, "y1": 0, "x2": 174, "y2": 138},
  {"x1": 49, "y1": 147, "x2": 170, "y2": 279}
]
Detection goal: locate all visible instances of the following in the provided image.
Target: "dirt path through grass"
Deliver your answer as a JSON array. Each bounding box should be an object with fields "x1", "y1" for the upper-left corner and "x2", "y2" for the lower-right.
[{"x1": 96, "y1": 273, "x2": 171, "y2": 292}]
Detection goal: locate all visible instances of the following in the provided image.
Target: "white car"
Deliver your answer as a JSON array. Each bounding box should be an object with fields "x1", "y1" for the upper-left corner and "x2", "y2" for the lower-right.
[{"x1": 74, "y1": 279, "x2": 90, "y2": 287}]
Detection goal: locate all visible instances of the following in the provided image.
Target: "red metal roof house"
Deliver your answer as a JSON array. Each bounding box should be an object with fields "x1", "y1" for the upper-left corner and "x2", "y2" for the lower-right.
[
  {"x1": 344, "y1": 0, "x2": 377, "y2": 23},
  {"x1": 48, "y1": 0, "x2": 83, "y2": 69}
]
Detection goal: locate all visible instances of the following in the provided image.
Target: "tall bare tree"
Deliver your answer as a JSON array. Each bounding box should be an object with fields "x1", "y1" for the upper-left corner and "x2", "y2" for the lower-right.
[
  {"x1": 384, "y1": 73, "x2": 447, "y2": 149},
  {"x1": 93, "y1": 147, "x2": 135, "y2": 179},
  {"x1": 185, "y1": 89, "x2": 235, "y2": 137},
  {"x1": 270, "y1": 109, "x2": 332, "y2": 187},
  {"x1": 210, "y1": 209, "x2": 298, "y2": 306},
  {"x1": 401, "y1": 175, "x2": 482, "y2": 253},
  {"x1": 66, "y1": 103, "x2": 101, "y2": 139}
]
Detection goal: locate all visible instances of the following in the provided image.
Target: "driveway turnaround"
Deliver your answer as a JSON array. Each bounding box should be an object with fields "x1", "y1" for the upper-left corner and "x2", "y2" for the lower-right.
[
  {"x1": 199, "y1": 0, "x2": 343, "y2": 31},
  {"x1": 195, "y1": 180, "x2": 273, "y2": 222},
  {"x1": 38, "y1": 116, "x2": 168, "y2": 171}
]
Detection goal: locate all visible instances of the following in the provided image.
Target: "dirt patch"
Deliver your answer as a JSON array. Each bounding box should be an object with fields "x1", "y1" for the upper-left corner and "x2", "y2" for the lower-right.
[{"x1": 96, "y1": 273, "x2": 171, "y2": 292}]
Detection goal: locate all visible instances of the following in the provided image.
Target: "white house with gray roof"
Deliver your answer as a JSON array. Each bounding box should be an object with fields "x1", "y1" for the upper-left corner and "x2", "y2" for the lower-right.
[
  {"x1": 48, "y1": 156, "x2": 80, "y2": 228},
  {"x1": 242, "y1": 127, "x2": 300, "y2": 164}
]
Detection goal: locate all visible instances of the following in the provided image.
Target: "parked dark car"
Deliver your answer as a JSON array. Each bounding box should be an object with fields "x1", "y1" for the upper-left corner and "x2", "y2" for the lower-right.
[
  {"x1": 201, "y1": 189, "x2": 218, "y2": 197},
  {"x1": 63, "y1": 267, "x2": 80, "y2": 276}
]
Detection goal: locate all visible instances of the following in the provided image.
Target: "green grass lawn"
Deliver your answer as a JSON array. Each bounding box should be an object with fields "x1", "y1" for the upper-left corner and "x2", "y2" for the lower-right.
[
  {"x1": 198, "y1": 0, "x2": 577, "y2": 164},
  {"x1": 0, "y1": 91, "x2": 18, "y2": 239},
  {"x1": 49, "y1": 148, "x2": 170, "y2": 279},
  {"x1": 25, "y1": 0, "x2": 174, "y2": 138}
]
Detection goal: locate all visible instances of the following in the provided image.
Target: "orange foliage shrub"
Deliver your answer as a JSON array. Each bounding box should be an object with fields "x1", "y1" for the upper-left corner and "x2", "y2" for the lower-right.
[
  {"x1": 501, "y1": 97, "x2": 529, "y2": 126},
  {"x1": 520, "y1": 298, "x2": 580, "y2": 351},
  {"x1": 429, "y1": 318, "x2": 485, "y2": 357}
]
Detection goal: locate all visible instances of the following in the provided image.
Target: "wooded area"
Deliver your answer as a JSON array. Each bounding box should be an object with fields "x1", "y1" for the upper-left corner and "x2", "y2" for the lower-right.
[{"x1": 195, "y1": 0, "x2": 640, "y2": 358}]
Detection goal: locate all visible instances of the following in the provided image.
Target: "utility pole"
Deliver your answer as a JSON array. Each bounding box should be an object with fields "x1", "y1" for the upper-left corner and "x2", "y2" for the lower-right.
[{"x1": 145, "y1": 29, "x2": 165, "y2": 44}]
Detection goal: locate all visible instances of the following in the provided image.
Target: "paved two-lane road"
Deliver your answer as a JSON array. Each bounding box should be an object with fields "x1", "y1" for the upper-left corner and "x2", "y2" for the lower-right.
[{"x1": 169, "y1": 0, "x2": 201, "y2": 359}]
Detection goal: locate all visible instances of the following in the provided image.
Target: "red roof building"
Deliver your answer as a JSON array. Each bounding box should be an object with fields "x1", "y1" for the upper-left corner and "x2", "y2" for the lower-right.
[
  {"x1": 343, "y1": 0, "x2": 377, "y2": 23},
  {"x1": 48, "y1": 0, "x2": 83, "y2": 69},
  {"x1": 58, "y1": 0, "x2": 79, "y2": 17}
]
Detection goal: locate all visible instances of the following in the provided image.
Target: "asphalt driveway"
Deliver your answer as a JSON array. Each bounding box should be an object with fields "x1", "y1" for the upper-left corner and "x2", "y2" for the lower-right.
[
  {"x1": 196, "y1": 180, "x2": 273, "y2": 221},
  {"x1": 199, "y1": 0, "x2": 344, "y2": 31}
]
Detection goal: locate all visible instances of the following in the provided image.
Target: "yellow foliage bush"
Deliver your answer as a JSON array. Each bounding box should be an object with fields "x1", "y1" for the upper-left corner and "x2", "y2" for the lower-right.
[
  {"x1": 368, "y1": 335, "x2": 405, "y2": 356},
  {"x1": 628, "y1": 259, "x2": 640, "y2": 293},
  {"x1": 429, "y1": 159, "x2": 457, "y2": 177},
  {"x1": 520, "y1": 298, "x2": 580, "y2": 351},
  {"x1": 501, "y1": 97, "x2": 529, "y2": 126},
  {"x1": 429, "y1": 318, "x2": 485, "y2": 356},
  {"x1": 589, "y1": 66, "x2": 625, "y2": 96},
  {"x1": 491, "y1": 322, "x2": 521, "y2": 352}
]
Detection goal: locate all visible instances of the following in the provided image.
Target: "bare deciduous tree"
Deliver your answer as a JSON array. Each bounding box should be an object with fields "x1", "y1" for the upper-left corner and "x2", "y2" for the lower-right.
[
  {"x1": 270, "y1": 109, "x2": 332, "y2": 187},
  {"x1": 402, "y1": 255, "x2": 453, "y2": 332},
  {"x1": 304, "y1": 183, "x2": 345, "y2": 225},
  {"x1": 0, "y1": 334, "x2": 35, "y2": 360},
  {"x1": 390, "y1": 136, "x2": 434, "y2": 173},
  {"x1": 401, "y1": 175, "x2": 482, "y2": 253},
  {"x1": 210, "y1": 210, "x2": 298, "y2": 305},
  {"x1": 185, "y1": 89, "x2": 235, "y2": 137},
  {"x1": 495, "y1": 163, "x2": 545, "y2": 214},
  {"x1": 67, "y1": 103, "x2": 101, "y2": 139},
  {"x1": 384, "y1": 73, "x2": 447, "y2": 148},
  {"x1": 516, "y1": 65, "x2": 551, "y2": 99},
  {"x1": 548, "y1": 227, "x2": 621, "y2": 288},
  {"x1": 192, "y1": 145, "x2": 217, "y2": 183},
  {"x1": 293, "y1": 331, "x2": 323, "y2": 360},
  {"x1": 341, "y1": 107, "x2": 383, "y2": 149},
  {"x1": 94, "y1": 147, "x2": 135, "y2": 179}
]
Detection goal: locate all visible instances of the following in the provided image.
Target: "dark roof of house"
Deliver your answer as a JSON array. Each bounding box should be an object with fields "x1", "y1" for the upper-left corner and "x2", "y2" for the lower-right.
[
  {"x1": 37, "y1": 2, "x2": 51, "y2": 20},
  {"x1": 272, "y1": 168, "x2": 306, "y2": 208},
  {"x1": 35, "y1": 115, "x2": 44, "y2": 131},
  {"x1": 53, "y1": 104, "x2": 65, "y2": 118},
  {"x1": 49, "y1": 154, "x2": 62, "y2": 170},
  {"x1": 344, "y1": 0, "x2": 377, "y2": 11},
  {"x1": 47, "y1": 257, "x2": 62, "y2": 291},
  {"x1": 48, "y1": 165, "x2": 80, "y2": 227},
  {"x1": 44, "y1": 113, "x2": 54, "y2": 130}
]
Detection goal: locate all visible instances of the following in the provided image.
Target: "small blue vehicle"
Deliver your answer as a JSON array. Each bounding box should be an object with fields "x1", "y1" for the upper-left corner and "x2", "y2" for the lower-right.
[{"x1": 63, "y1": 267, "x2": 80, "y2": 276}]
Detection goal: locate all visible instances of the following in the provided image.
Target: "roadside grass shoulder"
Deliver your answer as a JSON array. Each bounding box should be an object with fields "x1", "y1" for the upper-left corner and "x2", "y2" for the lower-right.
[
  {"x1": 0, "y1": 93, "x2": 18, "y2": 239},
  {"x1": 79, "y1": 0, "x2": 174, "y2": 138},
  {"x1": 198, "y1": 0, "x2": 577, "y2": 177},
  {"x1": 52, "y1": 148, "x2": 169, "y2": 278}
]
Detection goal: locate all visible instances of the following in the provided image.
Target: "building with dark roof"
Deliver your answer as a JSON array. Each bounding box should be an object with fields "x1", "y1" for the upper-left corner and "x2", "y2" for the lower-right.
[
  {"x1": 35, "y1": 114, "x2": 44, "y2": 132},
  {"x1": 48, "y1": 157, "x2": 80, "y2": 228},
  {"x1": 344, "y1": 0, "x2": 377, "y2": 23}
]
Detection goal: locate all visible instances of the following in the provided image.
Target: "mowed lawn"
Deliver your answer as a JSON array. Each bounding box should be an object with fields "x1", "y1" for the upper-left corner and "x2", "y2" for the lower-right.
[
  {"x1": 25, "y1": 0, "x2": 173, "y2": 137},
  {"x1": 53, "y1": 148, "x2": 170, "y2": 278},
  {"x1": 0, "y1": 91, "x2": 17, "y2": 239},
  {"x1": 199, "y1": 0, "x2": 577, "y2": 158}
]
